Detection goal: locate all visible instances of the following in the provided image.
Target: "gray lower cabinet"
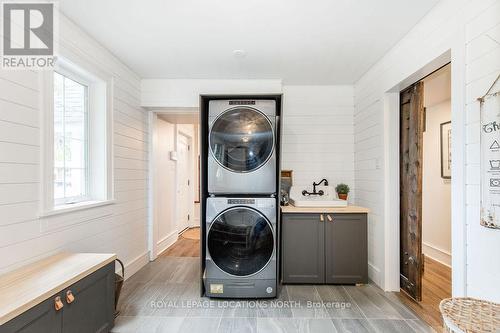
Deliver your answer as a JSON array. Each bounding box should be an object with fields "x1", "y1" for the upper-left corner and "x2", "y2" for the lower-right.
[
  {"x1": 0, "y1": 297, "x2": 62, "y2": 333},
  {"x1": 282, "y1": 214, "x2": 325, "y2": 283},
  {"x1": 325, "y1": 214, "x2": 368, "y2": 284},
  {"x1": 282, "y1": 212, "x2": 368, "y2": 285},
  {"x1": 1, "y1": 262, "x2": 114, "y2": 333}
]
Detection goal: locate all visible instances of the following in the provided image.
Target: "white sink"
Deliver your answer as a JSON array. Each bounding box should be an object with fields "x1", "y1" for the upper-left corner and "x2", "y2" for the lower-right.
[{"x1": 289, "y1": 186, "x2": 348, "y2": 208}]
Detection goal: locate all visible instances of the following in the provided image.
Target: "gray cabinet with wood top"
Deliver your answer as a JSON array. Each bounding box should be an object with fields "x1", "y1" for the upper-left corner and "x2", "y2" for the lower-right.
[
  {"x1": 281, "y1": 212, "x2": 368, "y2": 284},
  {"x1": 282, "y1": 213, "x2": 324, "y2": 283},
  {"x1": 325, "y1": 213, "x2": 367, "y2": 284},
  {"x1": 0, "y1": 262, "x2": 115, "y2": 333}
]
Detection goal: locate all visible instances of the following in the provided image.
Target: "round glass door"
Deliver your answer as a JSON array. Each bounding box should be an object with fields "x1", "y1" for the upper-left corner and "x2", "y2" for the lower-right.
[
  {"x1": 208, "y1": 207, "x2": 274, "y2": 276},
  {"x1": 210, "y1": 107, "x2": 274, "y2": 173}
]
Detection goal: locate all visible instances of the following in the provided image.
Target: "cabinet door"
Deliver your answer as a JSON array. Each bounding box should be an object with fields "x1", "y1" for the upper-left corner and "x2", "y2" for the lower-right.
[
  {"x1": 282, "y1": 213, "x2": 325, "y2": 284},
  {"x1": 325, "y1": 214, "x2": 368, "y2": 284},
  {"x1": 62, "y1": 263, "x2": 114, "y2": 333},
  {"x1": 0, "y1": 294, "x2": 63, "y2": 333}
]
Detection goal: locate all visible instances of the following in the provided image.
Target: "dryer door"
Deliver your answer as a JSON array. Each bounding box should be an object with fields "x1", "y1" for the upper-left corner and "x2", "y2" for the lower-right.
[
  {"x1": 208, "y1": 207, "x2": 274, "y2": 276},
  {"x1": 209, "y1": 107, "x2": 274, "y2": 173}
]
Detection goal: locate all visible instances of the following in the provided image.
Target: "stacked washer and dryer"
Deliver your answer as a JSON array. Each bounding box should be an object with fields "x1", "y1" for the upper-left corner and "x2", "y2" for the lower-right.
[{"x1": 200, "y1": 96, "x2": 281, "y2": 298}]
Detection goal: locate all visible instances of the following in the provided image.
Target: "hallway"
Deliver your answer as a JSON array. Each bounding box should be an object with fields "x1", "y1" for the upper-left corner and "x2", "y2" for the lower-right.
[{"x1": 162, "y1": 227, "x2": 200, "y2": 258}]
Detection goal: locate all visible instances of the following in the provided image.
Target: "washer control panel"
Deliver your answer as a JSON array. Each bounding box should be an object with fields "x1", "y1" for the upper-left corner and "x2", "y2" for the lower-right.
[{"x1": 228, "y1": 199, "x2": 255, "y2": 205}]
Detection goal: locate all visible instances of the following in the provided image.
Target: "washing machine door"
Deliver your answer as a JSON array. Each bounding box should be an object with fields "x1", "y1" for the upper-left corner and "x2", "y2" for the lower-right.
[
  {"x1": 209, "y1": 107, "x2": 274, "y2": 173},
  {"x1": 208, "y1": 207, "x2": 274, "y2": 276}
]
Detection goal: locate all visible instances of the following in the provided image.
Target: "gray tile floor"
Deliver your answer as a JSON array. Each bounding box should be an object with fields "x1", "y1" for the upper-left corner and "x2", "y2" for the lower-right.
[{"x1": 112, "y1": 256, "x2": 435, "y2": 333}]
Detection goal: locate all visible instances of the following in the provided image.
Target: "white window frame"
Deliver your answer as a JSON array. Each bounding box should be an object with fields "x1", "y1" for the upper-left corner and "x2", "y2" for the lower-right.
[
  {"x1": 40, "y1": 57, "x2": 115, "y2": 217},
  {"x1": 53, "y1": 68, "x2": 91, "y2": 206}
]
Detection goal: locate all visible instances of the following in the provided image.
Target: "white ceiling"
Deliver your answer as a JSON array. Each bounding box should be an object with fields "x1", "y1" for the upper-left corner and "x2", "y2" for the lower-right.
[{"x1": 59, "y1": 0, "x2": 440, "y2": 84}]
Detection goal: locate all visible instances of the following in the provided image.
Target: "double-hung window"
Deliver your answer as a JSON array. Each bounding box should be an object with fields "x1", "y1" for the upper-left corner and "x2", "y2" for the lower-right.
[{"x1": 53, "y1": 71, "x2": 90, "y2": 205}]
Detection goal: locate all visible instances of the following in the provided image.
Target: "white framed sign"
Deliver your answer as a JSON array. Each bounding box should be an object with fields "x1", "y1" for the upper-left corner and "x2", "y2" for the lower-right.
[{"x1": 480, "y1": 75, "x2": 500, "y2": 229}]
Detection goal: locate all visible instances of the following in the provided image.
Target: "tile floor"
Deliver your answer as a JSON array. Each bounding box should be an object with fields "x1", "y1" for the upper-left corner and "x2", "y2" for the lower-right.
[{"x1": 112, "y1": 256, "x2": 435, "y2": 333}]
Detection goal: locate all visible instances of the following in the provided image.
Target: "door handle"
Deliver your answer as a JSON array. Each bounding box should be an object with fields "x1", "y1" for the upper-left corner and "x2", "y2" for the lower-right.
[
  {"x1": 66, "y1": 290, "x2": 75, "y2": 304},
  {"x1": 327, "y1": 215, "x2": 333, "y2": 222},
  {"x1": 54, "y1": 296, "x2": 64, "y2": 311},
  {"x1": 319, "y1": 214, "x2": 324, "y2": 222}
]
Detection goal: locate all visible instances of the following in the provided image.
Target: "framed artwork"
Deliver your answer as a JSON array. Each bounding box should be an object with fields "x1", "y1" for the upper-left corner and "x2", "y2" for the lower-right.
[{"x1": 440, "y1": 121, "x2": 451, "y2": 179}]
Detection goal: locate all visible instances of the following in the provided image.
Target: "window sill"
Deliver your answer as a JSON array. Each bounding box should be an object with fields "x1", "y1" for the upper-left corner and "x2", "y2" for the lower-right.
[{"x1": 39, "y1": 199, "x2": 116, "y2": 218}]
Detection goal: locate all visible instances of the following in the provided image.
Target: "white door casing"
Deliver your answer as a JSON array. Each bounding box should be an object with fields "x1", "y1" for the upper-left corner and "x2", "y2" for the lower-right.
[{"x1": 177, "y1": 132, "x2": 192, "y2": 233}]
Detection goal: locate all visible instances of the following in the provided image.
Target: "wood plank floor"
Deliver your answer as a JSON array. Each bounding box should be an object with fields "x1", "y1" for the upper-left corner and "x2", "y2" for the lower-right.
[
  {"x1": 398, "y1": 256, "x2": 451, "y2": 332},
  {"x1": 161, "y1": 227, "x2": 200, "y2": 257}
]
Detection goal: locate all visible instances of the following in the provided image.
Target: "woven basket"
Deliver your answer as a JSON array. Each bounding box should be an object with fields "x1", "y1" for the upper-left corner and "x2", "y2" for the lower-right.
[{"x1": 439, "y1": 297, "x2": 500, "y2": 333}]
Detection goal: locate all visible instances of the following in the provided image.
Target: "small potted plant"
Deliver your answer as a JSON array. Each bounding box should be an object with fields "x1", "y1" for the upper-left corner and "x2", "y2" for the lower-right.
[{"x1": 335, "y1": 183, "x2": 350, "y2": 200}]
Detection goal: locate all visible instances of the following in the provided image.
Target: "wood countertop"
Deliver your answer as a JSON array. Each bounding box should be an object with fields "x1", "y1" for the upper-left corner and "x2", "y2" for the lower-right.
[
  {"x1": 0, "y1": 252, "x2": 116, "y2": 325},
  {"x1": 281, "y1": 205, "x2": 370, "y2": 214}
]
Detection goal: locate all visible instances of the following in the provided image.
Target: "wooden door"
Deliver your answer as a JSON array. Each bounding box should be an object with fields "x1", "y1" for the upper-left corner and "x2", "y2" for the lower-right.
[
  {"x1": 325, "y1": 214, "x2": 368, "y2": 284},
  {"x1": 281, "y1": 213, "x2": 325, "y2": 284},
  {"x1": 400, "y1": 82, "x2": 424, "y2": 301}
]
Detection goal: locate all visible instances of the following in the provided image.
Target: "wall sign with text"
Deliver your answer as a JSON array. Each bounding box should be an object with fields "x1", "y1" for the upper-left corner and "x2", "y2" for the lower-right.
[{"x1": 480, "y1": 77, "x2": 500, "y2": 229}]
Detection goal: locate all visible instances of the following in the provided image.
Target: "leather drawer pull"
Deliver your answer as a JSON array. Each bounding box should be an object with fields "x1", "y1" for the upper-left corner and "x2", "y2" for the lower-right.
[
  {"x1": 66, "y1": 290, "x2": 75, "y2": 304},
  {"x1": 327, "y1": 215, "x2": 333, "y2": 222},
  {"x1": 54, "y1": 296, "x2": 64, "y2": 311},
  {"x1": 319, "y1": 214, "x2": 324, "y2": 222}
]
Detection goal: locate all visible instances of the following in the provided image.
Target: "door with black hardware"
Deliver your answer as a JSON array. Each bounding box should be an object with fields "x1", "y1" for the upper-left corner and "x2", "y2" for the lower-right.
[
  {"x1": 281, "y1": 213, "x2": 325, "y2": 284},
  {"x1": 325, "y1": 214, "x2": 368, "y2": 284},
  {"x1": 400, "y1": 82, "x2": 424, "y2": 301}
]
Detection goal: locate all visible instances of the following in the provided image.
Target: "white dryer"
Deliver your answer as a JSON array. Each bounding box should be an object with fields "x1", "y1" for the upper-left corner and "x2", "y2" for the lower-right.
[{"x1": 208, "y1": 99, "x2": 276, "y2": 194}]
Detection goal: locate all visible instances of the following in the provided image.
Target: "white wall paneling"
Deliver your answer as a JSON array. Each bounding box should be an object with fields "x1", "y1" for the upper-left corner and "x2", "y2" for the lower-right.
[
  {"x1": 463, "y1": 0, "x2": 500, "y2": 301},
  {"x1": 0, "y1": 13, "x2": 149, "y2": 279},
  {"x1": 141, "y1": 79, "x2": 282, "y2": 108},
  {"x1": 281, "y1": 85, "x2": 355, "y2": 202}
]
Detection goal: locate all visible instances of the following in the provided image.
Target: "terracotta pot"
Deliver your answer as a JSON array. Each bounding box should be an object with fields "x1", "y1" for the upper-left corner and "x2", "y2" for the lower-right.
[{"x1": 338, "y1": 193, "x2": 348, "y2": 200}]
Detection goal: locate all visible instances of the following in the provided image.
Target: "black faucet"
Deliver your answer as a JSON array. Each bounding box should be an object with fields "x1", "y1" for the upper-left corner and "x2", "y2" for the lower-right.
[{"x1": 302, "y1": 179, "x2": 329, "y2": 196}]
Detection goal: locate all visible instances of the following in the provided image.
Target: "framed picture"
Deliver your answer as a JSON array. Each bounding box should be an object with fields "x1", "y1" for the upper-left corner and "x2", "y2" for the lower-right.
[{"x1": 440, "y1": 121, "x2": 452, "y2": 179}]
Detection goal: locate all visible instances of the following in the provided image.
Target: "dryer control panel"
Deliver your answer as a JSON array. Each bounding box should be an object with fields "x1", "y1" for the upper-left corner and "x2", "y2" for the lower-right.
[{"x1": 227, "y1": 199, "x2": 255, "y2": 205}]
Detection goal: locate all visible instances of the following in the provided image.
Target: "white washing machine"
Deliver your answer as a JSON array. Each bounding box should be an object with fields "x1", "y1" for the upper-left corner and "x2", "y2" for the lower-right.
[
  {"x1": 204, "y1": 197, "x2": 277, "y2": 298},
  {"x1": 208, "y1": 99, "x2": 277, "y2": 194}
]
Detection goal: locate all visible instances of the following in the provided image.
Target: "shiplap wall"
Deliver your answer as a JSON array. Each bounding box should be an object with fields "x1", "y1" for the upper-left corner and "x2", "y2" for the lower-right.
[
  {"x1": 141, "y1": 79, "x2": 282, "y2": 108},
  {"x1": 0, "y1": 15, "x2": 149, "y2": 276},
  {"x1": 463, "y1": 0, "x2": 500, "y2": 301},
  {"x1": 282, "y1": 86, "x2": 355, "y2": 200},
  {"x1": 354, "y1": 0, "x2": 500, "y2": 301}
]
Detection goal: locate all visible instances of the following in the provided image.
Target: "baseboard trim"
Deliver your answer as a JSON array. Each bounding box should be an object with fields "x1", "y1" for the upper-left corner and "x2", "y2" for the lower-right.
[
  {"x1": 122, "y1": 251, "x2": 149, "y2": 281},
  {"x1": 157, "y1": 231, "x2": 179, "y2": 256},
  {"x1": 368, "y1": 262, "x2": 382, "y2": 288},
  {"x1": 423, "y1": 242, "x2": 451, "y2": 267}
]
